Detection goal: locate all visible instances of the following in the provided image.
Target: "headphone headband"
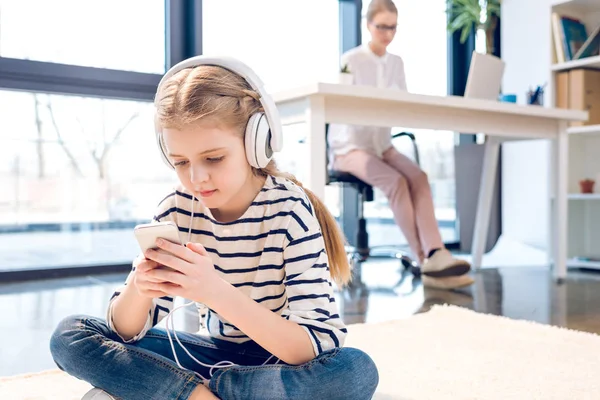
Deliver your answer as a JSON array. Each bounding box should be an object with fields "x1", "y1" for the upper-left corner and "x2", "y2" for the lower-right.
[{"x1": 155, "y1": 56, "x2": 283, "y2": 152}]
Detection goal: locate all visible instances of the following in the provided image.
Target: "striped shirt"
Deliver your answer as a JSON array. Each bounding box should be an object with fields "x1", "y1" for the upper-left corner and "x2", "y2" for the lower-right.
[{"x1": 106, "y1": 175, "x2": 347, "y2": 355}]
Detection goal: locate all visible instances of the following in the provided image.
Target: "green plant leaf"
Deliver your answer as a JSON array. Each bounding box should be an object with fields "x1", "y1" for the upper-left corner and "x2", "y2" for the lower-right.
[
  {"x1": 460, "y1": 25, "x2": 472, "y2": 43},
  {"x1": 446, "y1": 0, "x2": 500, "y2": 43},
  {"x1": 448, "y1": 12, "x2": 473, "y2": 34},
  {"x1": 452, "y1": 0, "x2": 481, "y2": 16},
  {"x1": 446, "y1": 0, "x2": 477, "y2": 24}
]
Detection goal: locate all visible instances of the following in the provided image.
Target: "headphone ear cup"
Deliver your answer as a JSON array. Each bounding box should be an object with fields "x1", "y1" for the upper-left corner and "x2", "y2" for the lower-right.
[
  {"x1": 157, "y1": 133, "x2": 175, "y2": 169},
  {"x1": 245, "y1": 113, "x2": 272, "y2": 169},
  {"x1": 155, "y1": 114, "x2": 174, "y2": 169}
]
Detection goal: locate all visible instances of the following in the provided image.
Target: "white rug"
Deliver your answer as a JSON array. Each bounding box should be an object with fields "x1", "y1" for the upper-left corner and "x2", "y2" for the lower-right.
[{"x1": 2, "y1": 305, "x2": 599, "y2": 399}]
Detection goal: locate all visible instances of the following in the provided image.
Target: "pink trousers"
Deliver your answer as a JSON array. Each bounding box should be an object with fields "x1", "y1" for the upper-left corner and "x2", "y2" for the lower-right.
[{"x1": 335, "y1": 147, "x2": 444, "y2": 263}]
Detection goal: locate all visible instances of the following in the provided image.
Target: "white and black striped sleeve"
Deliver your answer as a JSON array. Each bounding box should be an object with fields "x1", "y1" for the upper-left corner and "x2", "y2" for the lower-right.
[
  {"x1": 105, "y1": 191, "x2": 178, "y2": 342},
  {"x1": 282, "y1": 200, "x2": 347, "y2": 355}
]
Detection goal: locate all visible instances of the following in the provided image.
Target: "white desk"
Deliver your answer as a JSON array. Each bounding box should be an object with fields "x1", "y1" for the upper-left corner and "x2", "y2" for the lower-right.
[{"x1": 272, "y1": 82, "x2": 588, "y2": 280}]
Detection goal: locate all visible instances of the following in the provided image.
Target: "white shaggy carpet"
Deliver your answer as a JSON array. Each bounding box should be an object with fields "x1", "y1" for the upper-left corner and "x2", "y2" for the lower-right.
[{"x1": 2, "y1": 305, "x2": 599, "y2": 399}]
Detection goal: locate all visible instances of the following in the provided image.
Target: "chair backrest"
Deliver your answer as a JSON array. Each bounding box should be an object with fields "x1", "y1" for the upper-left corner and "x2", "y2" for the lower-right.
[{"x1": 324, "y1": 123, "x2": 332, "y2": 183}]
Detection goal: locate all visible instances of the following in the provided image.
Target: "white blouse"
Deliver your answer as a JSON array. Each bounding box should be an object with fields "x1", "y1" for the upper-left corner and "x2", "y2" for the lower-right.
[{"x1": 328, "y1": 43, "x2": 408, "y2": 161}]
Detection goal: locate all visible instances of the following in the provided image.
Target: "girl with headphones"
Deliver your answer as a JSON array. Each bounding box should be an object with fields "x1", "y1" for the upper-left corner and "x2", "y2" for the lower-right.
[
  {"x1": 49, "y1": 56, "x2": 378, "y2": 400},
  {"x1": 328, "y1": 0, "x2": 473, "y2": 290}
]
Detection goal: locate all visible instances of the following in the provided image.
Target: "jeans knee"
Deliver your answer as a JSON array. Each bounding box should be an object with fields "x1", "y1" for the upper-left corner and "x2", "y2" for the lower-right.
[
  {"x1": 49, "y1": 314, "x2": 89, "y2": 366},
  {"x1": 324, "y1": 347, "x2": 379, "y2": 399},
  {"x1": 344, "y1": 348, "x2": 379, "y2": 396}
]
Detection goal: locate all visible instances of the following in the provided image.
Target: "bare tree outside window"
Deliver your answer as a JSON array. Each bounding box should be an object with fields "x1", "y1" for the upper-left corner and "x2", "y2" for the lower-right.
[
  {"x1": 46, "y1": 98, "x2": 140, "y2": 180},
  {"x1": 0, "y1": 1, "x2": 171, "y2": 273}
]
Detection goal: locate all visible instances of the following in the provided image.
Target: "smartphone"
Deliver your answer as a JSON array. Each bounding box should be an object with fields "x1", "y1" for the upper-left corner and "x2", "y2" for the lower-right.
[{"x1": 133, "y1": 221, "x2": 182, "y2": 254}]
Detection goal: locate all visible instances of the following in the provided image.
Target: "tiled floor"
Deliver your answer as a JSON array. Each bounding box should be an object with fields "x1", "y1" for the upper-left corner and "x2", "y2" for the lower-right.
[{"x1": 2, "y1": 260, "x2": 600, "y2": 378}]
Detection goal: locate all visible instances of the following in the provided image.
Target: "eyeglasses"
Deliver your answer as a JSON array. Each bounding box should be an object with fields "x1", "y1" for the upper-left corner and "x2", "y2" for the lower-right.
[{"x1": 372, "y1": 23, "x2": 397, "y2": 32}]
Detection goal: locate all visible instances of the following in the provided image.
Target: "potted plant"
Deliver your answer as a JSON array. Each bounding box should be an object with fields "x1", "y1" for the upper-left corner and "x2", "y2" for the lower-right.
[
  {"x1": 338, "y1": 63, "x2": 353, "y2": 85},
  {"x1": 446, "y1": 0, "x2": 501, "y2": 55},
  {"x1": 580, "y1": 179, "x2": 595, "y2": 194}
]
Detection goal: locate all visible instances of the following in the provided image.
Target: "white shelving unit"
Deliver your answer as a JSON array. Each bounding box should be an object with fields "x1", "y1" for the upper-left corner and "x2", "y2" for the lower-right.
[
  {"x1": 550, "y1": 0, "x2": 600, "y2": 270},
  {"x1": 567, "y1": 124, "x2": 600, "y2": 135},
  {"x1": 551, "y1": 54, "x2": 600, "y2": 71},
  {"x1": 568, "y1": 258, "x2": 600, "y2": 269},
  {"x1": 567, "y1": 258, "x2": 600, "y2": 269},
  {"x1": 568, "y1": 193, "x2": 600, "y2": 200},
  {"x1": 552, "y1": 0, "x2": 600, "y2": 10}
]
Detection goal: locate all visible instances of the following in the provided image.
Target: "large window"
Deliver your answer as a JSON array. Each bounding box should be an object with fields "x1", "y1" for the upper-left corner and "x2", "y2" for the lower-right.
[
  {"x1": 0, "y1": 0, "x2": 166, "y2": 74},
  {"x1": 0, "y1": 91, "x2": 176, "y2": 271},
  {"x1": 0, "y1": 1, "x2": 171, "y2": 273},
  {"x1": 360, "y1": 0, "x2": 457, "y2": 244}
]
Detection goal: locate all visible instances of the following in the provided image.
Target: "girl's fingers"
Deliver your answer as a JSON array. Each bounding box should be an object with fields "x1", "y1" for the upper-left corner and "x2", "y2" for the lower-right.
[
  {"x1": 138, "y1": 267, "x2": 168, "y2": 283},
  {"x1": 139, "y1": 288, "x2": 169, "y2": 298},
  {"x1": 147, "y1": 267, "x2": 186, "y2": 286},
  {"x1": 186, "y1": 242, "x2": 208, "y2": 256},
  {"x1": 137, "y1": 279, "x2": 168, "y2": 293},
  {"x1": 137, "y1": 259, "x2": 159, "y2": 273},
  {"x1": 145, "y1": 248, "x2": 190, "y2": 276},
  {"x1": 143, "y1": 274, "x2": 166, "y2": 283}
]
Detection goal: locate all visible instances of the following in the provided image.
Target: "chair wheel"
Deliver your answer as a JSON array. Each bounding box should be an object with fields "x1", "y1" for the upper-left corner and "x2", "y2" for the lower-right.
[
  {"x1": 400, "y1": 255, "x2": 418, "y2": 275},
  {"x1": 410, "y1": 265, "x2": 422, "y2": 277}
]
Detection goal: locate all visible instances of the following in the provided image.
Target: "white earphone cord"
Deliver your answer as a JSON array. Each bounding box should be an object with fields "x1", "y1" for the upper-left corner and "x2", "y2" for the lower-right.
[{"x1": 164, "y1": 196, "x2": 278, "y2": 383}]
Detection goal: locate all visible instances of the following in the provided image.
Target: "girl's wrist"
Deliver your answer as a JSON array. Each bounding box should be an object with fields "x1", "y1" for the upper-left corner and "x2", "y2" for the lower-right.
[{"x1": 199, "y1": 275, "x2": 233, "y2": 307}]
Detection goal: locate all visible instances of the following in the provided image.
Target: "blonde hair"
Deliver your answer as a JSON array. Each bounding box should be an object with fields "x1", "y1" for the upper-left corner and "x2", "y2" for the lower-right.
[
  {"x1": 155, "y1": 65, "x2": 352, "y2": 287},
  {"x1": 366, "y1": 0, "x2": 398, "y2": 23}
]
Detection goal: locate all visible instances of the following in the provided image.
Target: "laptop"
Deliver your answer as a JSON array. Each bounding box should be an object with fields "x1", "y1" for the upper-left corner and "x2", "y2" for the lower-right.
[{"x1": 464, "y1": 51, "x2": 505, "y2": 101}]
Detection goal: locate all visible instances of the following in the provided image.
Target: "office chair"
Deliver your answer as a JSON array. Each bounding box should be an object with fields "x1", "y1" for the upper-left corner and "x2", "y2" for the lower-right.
[{"x1": 325, "y1": 125, "x2": 421, "y2": 289}]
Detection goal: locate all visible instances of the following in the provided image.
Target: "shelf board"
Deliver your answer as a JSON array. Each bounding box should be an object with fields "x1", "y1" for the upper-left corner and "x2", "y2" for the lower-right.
[
  {"x1": 567, "y1": 124, "x2": 600, "y2": 135},
  {"x1": 568, "y1": 258, "x2": 600, "y2": 269},
  {"x1": 551, "y1": 55, "x2": 600, "y2": 72},
  {"x1": 552, "y1": 0, "x2": 600, "y2": 12},
  {"x1": 568, "y1": 193, "x2": 600, "y2": 200}
]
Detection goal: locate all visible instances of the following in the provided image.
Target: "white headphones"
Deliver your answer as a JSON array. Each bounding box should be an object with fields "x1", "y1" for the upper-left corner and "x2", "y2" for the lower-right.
[{"x1": 154, "y1": 56, "x2": 283, "y2": 169}]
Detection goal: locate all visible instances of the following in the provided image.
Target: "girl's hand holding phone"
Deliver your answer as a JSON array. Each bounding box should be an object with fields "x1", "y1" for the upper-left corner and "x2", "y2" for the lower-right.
[
  {"x1": 131, "y1": 254, "x2": 171, "y2": 299},
  {"x1": 143, "y1": 239, "x2": 224, "y2": 305}
]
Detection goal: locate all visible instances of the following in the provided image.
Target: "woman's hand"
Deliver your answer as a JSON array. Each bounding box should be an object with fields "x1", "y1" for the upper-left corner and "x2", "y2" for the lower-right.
[
  {"x1": 130, "y1": 254, "x2": 172, "y2": 299},
  {"x1": 143, "y1": 239, "x2": 224, "y2": 305}
]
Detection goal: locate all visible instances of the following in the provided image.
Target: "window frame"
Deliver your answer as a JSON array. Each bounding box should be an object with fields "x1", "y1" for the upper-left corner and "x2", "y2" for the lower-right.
[
  {"x1": 0, "y1": 1, "x2": 203, "y2": 101},
  {"x1": 0, "y1": 1, "x2": 204, "y2": 279}
]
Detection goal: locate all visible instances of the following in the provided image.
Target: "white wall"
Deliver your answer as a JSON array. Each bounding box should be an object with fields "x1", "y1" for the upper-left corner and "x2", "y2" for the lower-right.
[{"x1": 501, "y1": 0, "x2": 553, "y2": 249}]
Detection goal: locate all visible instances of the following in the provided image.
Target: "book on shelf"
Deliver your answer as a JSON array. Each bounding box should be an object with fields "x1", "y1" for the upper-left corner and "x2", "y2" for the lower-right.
[
  {"x1": 552, "y1": 13, "x2": 566, "y2": 63},
  {"x1": 573, "y1": 23, "x2": 600, "y2": 60},
  {"x1": 552, "y1": 13, "x2": 591, "y2": 62}
]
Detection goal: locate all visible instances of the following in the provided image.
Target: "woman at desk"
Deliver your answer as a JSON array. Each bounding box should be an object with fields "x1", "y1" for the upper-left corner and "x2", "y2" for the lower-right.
[{"x1": 328, "y1": 0, "x2": 472, "y2": 289}]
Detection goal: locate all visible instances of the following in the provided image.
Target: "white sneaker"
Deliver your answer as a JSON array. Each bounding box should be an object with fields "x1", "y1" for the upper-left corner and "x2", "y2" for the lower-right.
[
  {"x1": 421, "y1": 249, "x2": 471, "y2": 277},
  {"x1": 82, "y1": 388, "x2": 116, "y2": 400}
]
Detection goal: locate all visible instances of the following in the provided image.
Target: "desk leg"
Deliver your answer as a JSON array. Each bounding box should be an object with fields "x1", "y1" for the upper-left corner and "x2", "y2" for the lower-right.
[
  {"x1": 305, "y1": 96, "x2": 326, "y2": 200},
  {"x1": 471, "y1": 137, "x2": 500, "y2": 269},
  {"x1": 553, "y1": 123, "x2": 569, "y2": 282}
]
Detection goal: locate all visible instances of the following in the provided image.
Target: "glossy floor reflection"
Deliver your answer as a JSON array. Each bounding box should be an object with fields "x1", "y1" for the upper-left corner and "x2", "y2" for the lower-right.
[{"x1": 1, "y1": 262, "x2": 599, "y2": 377}]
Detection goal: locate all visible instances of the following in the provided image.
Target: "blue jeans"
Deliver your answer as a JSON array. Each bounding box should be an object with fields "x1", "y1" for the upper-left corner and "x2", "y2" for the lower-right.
[{"x1": 50, "y1": 315, "x2": 379, "y2": 400}]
